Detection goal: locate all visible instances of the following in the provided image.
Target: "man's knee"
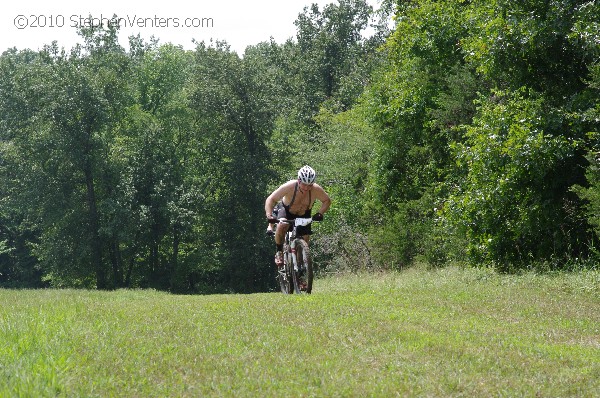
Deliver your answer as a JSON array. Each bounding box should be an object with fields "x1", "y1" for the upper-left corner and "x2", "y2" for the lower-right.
[{"x1": 274, "y1": 223, "x2": 288, "y2": 243}]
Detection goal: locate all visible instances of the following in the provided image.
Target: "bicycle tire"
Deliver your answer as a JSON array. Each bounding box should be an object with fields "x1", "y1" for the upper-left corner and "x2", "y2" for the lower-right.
[
  {"x1": 277, "y1": 245, "x2": 294, "y2": 294},
  {"x1": 292, "y1": 239, "x2": 313, "y2": 294}
]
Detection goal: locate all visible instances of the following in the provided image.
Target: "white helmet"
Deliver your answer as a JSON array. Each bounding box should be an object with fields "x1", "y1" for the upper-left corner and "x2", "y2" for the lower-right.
[{"x1": 298, "y1": 165, "x2": 316, "y2": 184}]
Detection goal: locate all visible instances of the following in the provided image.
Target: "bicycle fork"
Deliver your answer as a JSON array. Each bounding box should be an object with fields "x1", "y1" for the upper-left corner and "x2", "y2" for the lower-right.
[
  {"x1": 291, "y1": 243, "x2": 308, "y2": 275},
  {"x1": 290, "y1": 240, "x2": 299, "y2": 272}
]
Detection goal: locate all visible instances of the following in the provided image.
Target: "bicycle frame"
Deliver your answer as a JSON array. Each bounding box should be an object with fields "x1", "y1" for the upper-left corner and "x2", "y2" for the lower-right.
[
  {"x1": 269, "y1": 217, "x2": 315, "y2": 294},
  {"x1": 284, "y1": 217, "x2": 310, "y2": 269}
]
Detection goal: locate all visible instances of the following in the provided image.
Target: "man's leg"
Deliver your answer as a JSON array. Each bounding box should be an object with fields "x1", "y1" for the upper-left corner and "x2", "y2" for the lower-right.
[
  {"x1": 275, "y1": 222, "x2": 289, "y2": 248},
  {"x1": 274, "y1": 223, "x2": 289, "y2": 266},
  {"x1": 302, "y1": 235, "x2": 310, "y2": 245}
]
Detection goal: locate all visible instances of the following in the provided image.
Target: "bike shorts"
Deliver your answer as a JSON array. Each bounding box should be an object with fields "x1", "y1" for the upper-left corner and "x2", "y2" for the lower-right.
[{"x1": 275, "y1": 202, "x2": 312, "y2": 236}]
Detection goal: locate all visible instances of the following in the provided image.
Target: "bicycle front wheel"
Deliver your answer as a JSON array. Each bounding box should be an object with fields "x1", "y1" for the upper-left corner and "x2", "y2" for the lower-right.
[
  {"x1": 292, "y1": 239, "x2": 313, "y2": 294},
  {"x1": 277, "y1": 246, "x2": 294, "y2": 294}
]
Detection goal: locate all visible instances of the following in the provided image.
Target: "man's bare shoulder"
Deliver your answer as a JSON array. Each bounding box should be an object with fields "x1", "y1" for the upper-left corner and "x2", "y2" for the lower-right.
[
  {"x1": 282, "y1": 180, "x2": 297, "y2": 189},
  {"x1": 313, "y1": 183, "x2": 328, "y2": 193},
  {"x1": 276, "y1": 180, "x2": 297, "y2": 192},
  {"x1": 270, "y1": 180, "x2": 297, "y2": 198}
]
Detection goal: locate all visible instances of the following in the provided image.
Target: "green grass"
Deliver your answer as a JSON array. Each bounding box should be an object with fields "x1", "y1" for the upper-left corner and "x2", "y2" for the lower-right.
[{"x1": 1, "y1": 266, "x2": 599, "y2": 397}]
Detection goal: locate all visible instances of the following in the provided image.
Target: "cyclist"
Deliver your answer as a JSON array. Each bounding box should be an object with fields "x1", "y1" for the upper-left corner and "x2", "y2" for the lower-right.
[{"x1": 265, "y1": 165, "x2": 331, "y2": 267}]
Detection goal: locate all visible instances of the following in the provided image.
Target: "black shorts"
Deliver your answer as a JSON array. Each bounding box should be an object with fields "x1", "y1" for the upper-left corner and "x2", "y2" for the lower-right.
[{"x1": 275, "y1": 202, "x2": 312, "y2": 236}]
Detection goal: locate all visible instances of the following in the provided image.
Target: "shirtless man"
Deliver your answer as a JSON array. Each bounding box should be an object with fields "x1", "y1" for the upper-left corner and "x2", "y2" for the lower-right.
[{"x1": 264, "y1": 165, "x2": 331, "y2": 267}]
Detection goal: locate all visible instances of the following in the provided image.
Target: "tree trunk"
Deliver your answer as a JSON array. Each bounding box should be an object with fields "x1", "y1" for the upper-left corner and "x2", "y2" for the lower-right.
[
  {"x1": 170, "y1": 225, "x2": 180, "y2": 291},
  {"x1": 125, "y1": 256, "x2": 134, "y2": 288},
  {"x1": 109, "y1": 236, "x2": 123, "y2": 288},
  {"x1": 84, "y1": 160, "x2": 106, "y2": 289}
]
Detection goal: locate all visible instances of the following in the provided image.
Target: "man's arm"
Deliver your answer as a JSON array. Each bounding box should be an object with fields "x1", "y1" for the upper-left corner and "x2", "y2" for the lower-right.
[
  {"x1": 312, "y1": 185, "x2": 331, "y2": 215},
  {"x1": 265, "y1": 181, "x2": 293, "y2": 218},
  {"x1": 265, "y1": 194, "x2": 278, "y2": 218}
]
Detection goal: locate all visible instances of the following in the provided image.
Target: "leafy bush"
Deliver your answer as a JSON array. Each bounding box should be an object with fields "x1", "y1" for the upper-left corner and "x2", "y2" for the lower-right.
[{"x1": 446, "y1": 88, "x2": 584, "y2": 270}]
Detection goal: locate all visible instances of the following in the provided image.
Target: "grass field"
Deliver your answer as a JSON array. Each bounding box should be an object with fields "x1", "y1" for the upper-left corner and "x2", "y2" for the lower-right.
[{"x1": 1, "y1": 266, "x2": 598, "y2": 397}]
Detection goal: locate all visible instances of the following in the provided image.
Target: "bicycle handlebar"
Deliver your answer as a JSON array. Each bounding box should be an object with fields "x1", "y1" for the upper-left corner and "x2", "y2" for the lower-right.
[{"x1": 267, "y1": 217, "x2": 319, "y2": 225}]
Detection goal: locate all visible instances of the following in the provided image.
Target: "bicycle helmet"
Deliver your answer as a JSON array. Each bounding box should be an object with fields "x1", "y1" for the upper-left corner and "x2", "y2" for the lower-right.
[{"x1": 298, "y1": 165, "x2": 316, "y2": 184}]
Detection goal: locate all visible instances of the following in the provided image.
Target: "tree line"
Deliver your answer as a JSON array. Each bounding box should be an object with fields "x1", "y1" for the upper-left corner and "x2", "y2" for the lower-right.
[{"x1": 0, "y1": 0, "x2": 598, "y2": 292}]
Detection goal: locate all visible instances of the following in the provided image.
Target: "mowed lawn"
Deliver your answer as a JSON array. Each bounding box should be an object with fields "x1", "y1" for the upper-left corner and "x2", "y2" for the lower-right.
[{"x1": 1, "y1": 266, "x2": 598, "y2": 397}]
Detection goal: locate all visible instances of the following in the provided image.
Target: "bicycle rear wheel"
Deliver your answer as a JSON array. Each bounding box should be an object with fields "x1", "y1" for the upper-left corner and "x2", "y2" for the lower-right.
[
  {"x1": 277, "y1": 245, "x2": 294, "y2": 294},
  {"x1": 292, "y1": 239, "x2": 313, "y2": 294}
]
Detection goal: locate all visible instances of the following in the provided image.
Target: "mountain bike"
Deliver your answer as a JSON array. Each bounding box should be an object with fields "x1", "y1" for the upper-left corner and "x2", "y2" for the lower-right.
[{"x1": 268, "y1": 217, "x2": 315, "y2": 294}]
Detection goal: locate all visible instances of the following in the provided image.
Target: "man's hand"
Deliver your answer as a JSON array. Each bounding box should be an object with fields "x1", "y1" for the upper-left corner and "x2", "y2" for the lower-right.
[{"x1": 312, "y1": 212, "x2": 323, "y2": 222}]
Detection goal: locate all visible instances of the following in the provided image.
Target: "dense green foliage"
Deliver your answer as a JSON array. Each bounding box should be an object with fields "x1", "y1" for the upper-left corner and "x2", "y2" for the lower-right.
[
  {"x1": 358, "y1": 0, "x2": 600, "y2": 270},
  {"x1": 1, "y1": 0, "x2": 599, "y2": 291}
]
